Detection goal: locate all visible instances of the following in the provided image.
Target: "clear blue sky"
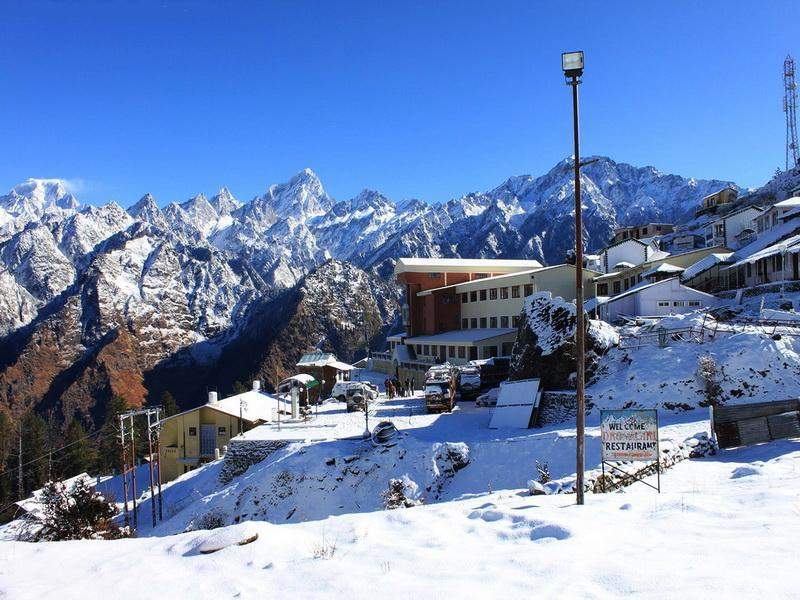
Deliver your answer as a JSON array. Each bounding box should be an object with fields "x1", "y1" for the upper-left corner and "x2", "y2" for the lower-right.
[{"x1": 1, "y1": 1, "x2": 797, "y2": 207}]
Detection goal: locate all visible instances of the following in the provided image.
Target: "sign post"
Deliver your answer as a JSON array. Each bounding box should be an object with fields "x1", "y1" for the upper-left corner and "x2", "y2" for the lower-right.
[{"x1": 600, "y1": 409, "x2": 660, "y2": 492}]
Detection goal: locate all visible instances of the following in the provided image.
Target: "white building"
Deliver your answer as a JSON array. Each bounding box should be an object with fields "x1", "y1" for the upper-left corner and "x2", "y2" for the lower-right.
[
  {"x1": 598, "y1": 238, "x2": 666, "y2": 274},
  {"x1": 596, "y1": 277, "x2": 717, "y2": 323},
  {"x1": 704, "y1": 206, "x2": 762, "y2": 249},
  {"x1": 754, "y1": 197, "x2": 800, "y2": 234}
]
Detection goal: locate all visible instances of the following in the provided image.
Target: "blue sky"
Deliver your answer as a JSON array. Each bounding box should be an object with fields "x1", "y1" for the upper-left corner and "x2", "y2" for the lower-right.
[{"x1": 0, "y1": 1, "x2": 797, "y2": 207}]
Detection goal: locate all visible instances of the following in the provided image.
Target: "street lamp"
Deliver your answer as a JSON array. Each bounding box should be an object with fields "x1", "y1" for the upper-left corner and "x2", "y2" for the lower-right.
[{"x1": 562, "y1": 50, "x2": 586, "y2": 506}]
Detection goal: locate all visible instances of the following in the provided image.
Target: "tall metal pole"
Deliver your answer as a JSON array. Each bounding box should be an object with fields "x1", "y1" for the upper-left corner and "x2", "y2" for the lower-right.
[
  {"x1": 570, "y1": 73, "x2": 586, "y2": 505},
  {"x1": 146, "y1": 412, "x2": 157, "y2": 529},
  {"x1": 119, "y1": 415, "x2": 130, "y2": 529}
]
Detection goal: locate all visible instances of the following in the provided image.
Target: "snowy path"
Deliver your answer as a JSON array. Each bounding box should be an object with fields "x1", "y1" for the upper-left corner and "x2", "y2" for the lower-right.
[{"x1": 2, "y1": 439, "x2": 799, "y2": 599}]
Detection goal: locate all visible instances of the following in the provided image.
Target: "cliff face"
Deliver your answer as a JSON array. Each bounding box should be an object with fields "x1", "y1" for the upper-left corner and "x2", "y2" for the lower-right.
[
  {"x1": 145, "y1": 260, "x2": 400, "y2": 408},
  {"x1": 508, "y1": 293, "x2": 618, "y2": 390}
]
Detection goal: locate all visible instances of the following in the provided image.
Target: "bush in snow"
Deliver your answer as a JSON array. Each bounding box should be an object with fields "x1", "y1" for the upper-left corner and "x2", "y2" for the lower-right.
[
  {"x1": 697, "y1": 355, "x2": 724, "y2": 407},
  {"x1": 22, "y1": 479, "x2": 123, "y2": 542},
  {"x1": 536, "y1": 461, "x2": 551, "y2": 484},
  {"x1": 186, "y1": 507, "x2": 229, "y2": 531},
  {"x1": 381, "y1": 478, "x2": 421, "y2": 510}
]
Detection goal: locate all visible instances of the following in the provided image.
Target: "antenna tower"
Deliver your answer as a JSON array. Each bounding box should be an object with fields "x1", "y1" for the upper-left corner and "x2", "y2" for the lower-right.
[{"x1": 784, "y1": 55, "x2": 799, "y2": 170}]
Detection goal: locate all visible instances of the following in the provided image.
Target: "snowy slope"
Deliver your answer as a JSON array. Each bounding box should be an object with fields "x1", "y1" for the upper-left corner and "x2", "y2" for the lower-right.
[{"x1": 2, "y1": 425, "x2": 798, "y2": 599}]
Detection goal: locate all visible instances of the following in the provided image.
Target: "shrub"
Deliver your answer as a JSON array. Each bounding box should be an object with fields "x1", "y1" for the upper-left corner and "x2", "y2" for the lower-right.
[{"x1": 22, "y1": 479, "x2": 122, "y2": 541}]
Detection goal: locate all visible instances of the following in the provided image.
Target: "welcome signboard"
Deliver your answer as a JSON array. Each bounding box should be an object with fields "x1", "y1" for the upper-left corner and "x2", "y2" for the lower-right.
[{"x1": 600, "y1": 409, "x2": 659, "y2": 462}]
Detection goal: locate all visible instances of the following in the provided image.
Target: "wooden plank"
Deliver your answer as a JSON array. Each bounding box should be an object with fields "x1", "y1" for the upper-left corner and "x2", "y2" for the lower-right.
[
  {"x1": 736, "y1": 417, "x2": 771, "y2": 446},
  {"x1": 766, "y1": 411, "x2": 800, "y2": 440},
  {"x1": 714, "y1": 399, "x2": 800, "y2": 424},
  {"x1": 715, "y1": 422, "x2": 740, "y2": 449}
]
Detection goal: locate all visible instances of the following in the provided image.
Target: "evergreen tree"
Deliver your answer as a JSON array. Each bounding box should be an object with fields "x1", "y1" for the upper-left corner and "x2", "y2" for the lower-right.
[
  {"x1": 159, "y1": 391, "x2": 179, "y2": 417},
  {"x1": 20, "y1": 411, "x2": 50, "y2": 494},
  {"x1": 0, "y1": 412, "x2": 13, "y2": 508},
  {"x1": 232, "y1": 380, "x2": 248, "y2": 394},
  {"x1": 59, "y1": 419, "x2": 98, "y2": 479},
  {"x1": 95, "y1": 396, "x2": 128, "y2": 475}
]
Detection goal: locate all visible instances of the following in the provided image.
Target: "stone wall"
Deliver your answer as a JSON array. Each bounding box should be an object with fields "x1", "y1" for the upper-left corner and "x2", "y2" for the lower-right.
[
  {"x1": 218, "y1": 439, "x2": 289, "y2": 484},
  {"x1": 535, "y1": 391, "x2": 578, "y2": 426}
]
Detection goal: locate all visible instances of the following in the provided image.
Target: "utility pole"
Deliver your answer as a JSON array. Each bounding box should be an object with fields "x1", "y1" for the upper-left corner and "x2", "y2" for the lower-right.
[
  {"x1": 562, "y1": 50, "x2": 586, "y2": 505},
  {"x1": 17, "y1": 422, "x2": 23, "y2": 499}
]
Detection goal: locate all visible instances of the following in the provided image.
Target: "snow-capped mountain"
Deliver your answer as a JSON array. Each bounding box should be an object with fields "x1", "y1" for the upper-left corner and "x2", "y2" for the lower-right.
[{"x1": 0, "y1": 158, "x2": 738, "y2": 426}]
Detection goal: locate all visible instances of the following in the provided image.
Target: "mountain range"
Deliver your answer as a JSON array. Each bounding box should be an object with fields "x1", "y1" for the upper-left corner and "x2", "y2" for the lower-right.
[{"x1": 0, "y1": 156, "x2": 738, "y2": 427}]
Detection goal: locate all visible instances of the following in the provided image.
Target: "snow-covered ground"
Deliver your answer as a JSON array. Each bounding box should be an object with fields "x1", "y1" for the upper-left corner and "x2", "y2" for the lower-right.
[{"x1": 2, "y1": 438, "x2": 798, "y2": 599}]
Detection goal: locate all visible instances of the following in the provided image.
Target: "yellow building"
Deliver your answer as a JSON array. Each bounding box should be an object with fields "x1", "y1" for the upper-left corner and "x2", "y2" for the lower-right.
[{"x1": 159, "y1": 382, "x2": 277, "y2": 482}]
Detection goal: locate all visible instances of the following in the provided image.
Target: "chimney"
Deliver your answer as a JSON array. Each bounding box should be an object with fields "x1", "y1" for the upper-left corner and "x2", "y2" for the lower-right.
[
  {"x1": 208, "y1": 391, "x2": 218, "y2": 405},
  {"x1": 252, "y1": 380, "x2": 261, "y2": 392}
]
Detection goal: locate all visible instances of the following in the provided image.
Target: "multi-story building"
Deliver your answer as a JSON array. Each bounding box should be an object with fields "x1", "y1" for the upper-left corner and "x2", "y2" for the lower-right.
[
  {"x1": 704, "y1": 206, "x2": 762, "y2": 248},
  {"x1": 696, "y1": 186, "x2": 738, "y2": 217},
  {"x1": 593, "y1": 246, "x2": 730, "y2": 298},
  {"x1": 754, "y1": 197, "x2": 800, "y2": 234},
  {"x1": 597, "y1": 238, "x2": 667, "y2": 274},
  {"x1": 610, "y1": 223, "x2": 674, "y2": 244},
  {"x1": 386, "y1": 258, "x2": 595, "y2": 370}
]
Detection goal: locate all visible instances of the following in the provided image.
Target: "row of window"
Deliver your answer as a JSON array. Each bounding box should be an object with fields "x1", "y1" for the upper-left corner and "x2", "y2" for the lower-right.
[
  {"x1": 461, "y1": 315, "x2": 521, "y2": 329},
  {"x1": 462, "y1": 284, "x2": 533, "y2": 303},
  {"x1": 656, "y1": 301, "x2": 702, "y2": 308},
  {"x1": 596, "y1": 273, "x2": 646, "y2": 297},
  {"x1": 415, "y1": 343, "x2": 478, "y2": 360}
]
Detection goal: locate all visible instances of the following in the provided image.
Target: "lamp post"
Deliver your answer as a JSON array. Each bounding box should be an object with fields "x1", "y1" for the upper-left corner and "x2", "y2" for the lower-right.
[{"x1": 562, "y1": 50, "x2": 586, "y2": 505}]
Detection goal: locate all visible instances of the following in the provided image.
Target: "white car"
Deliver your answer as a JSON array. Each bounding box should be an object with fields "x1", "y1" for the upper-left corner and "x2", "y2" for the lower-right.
[{"x1": 332, "y1": 380, "x2": 378, "y2": 402}]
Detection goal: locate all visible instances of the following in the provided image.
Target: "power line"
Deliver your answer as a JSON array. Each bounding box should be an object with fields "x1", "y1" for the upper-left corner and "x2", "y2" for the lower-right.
[{"x1": 0, "y1": 427, "x2": 106, "y2": 481}]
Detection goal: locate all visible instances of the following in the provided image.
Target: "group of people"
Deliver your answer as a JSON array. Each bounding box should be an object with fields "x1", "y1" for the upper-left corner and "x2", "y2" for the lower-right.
[{"x1": 384, "y1": 377, "x2": 415, "y2": 398}]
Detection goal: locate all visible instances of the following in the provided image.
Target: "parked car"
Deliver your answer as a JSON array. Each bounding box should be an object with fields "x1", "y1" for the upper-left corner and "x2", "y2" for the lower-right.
[
  {"x1": 472, "y1": 356, "x2": 512, "y2": 390},
  {"x1": 333, "y1": 380, "x2": 377, "y2": 403},
  {"x1": 456, "y1": 366, "x2": 482, "y2": 401},
  {"x1": 424, "y1": 364, "x2": 455, "y2": 413},
  {"x1": 475, "y1": 387, "x2": 500, "y2": 407},
  {"x1": 344, "y1": 382, "x2": 377, "y2": 412}
]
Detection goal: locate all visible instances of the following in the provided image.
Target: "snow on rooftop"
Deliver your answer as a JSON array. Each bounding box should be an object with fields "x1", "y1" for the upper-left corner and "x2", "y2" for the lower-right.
[
  {"x1": 396, "y1": 257, "x2": 543, "y2": 273},
  {"x1": 774, "y1": 196, "x2": 800, "y2": 208},
  {"x1": 681, "y1": 252, "x2": 733, "y2": 281},
  {"x1": 404, "y1": 328, "x2": 517, "y2": 344},
  {"x1": 728, "y1": 232, "x2": 800, "y2": 268},
  {"x1": 732, "y1": 219, "x2": 800, "y2": 261},
  {"x1": 641, "y1": 263, "x2": 684, "y2": 278}
]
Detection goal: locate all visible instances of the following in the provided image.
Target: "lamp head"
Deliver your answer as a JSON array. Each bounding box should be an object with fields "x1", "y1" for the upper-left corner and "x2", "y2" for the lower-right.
[{"x1": 562, "y1": 51, "x2": 584, "y2": 77}]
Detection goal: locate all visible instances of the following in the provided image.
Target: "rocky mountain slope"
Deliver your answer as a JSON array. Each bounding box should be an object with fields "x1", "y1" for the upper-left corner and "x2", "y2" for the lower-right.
[{"x1": 0, "y1": 157, "x2": 737, "y2": 427}]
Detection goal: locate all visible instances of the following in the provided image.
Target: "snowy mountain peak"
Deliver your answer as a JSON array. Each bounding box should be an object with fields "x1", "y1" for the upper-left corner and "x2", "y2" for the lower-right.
[{"x1": 210, "y1": 187, "x2": 241, "y2": 215}]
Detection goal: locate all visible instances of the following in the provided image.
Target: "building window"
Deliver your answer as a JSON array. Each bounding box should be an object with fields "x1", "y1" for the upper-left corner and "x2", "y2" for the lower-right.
[
  {"x1": 657, "y1": 301, "x2": 670, "y2": 307},
  {"x1": 470, "y1": 318, "x2": 478, "y2": 328},
  {"x1": 479, "y1": 289, "x2": 487, "y2": 301},
  {"x1": 461, "y1": 293, "x2": 468, "y2": 303},
  {"x1": 428, "y1": 272, "x2": 440, "y2": 279},
  {"x1": 489, "y1": 288, "x2": 498, "y2": 300},
  {"x1": 448, "y1": 346, "x2": 455, "y2": 358},
  {"x1": 188, "y1": 427, "x2": 197, "y2": 437},
  {"x1": 613, "y1": 281, "x2": 621, "y2": 294},
  {"x1": 673, "y1": 301, "x2": 686, "y2": 307},
  {"x1": 512, "y1": 315, "x2": 520, "y2": 327},
  {"x1": 424, "y1": 344, "x2": 431, "y2": 355},
  {"x1": 524, "y1": 284, "x2": 533, "y2": 296},
  {"x1": 479, "y1": 317, "x2": 487, "y2": 328},
  {"x1": 500, "y1": 287, "x2": 509, "y2": 299},
  {"x1": 511, "y1": 286, "x2": 520, "y2": 298},
  {"x1": 474, "y1": 273, "x2": 489, "y2": 279},
  {"x1": 458, "y1": 346, "x2": 466, "y2": 359},
  {"x1": 688, "y1": 301, "x2": 701, "y2": 307},
  {"x1": 746, "y1": 263, "x2": 752, "y2": 278},
  {"x1": 462, "y1": 318, "x2": 468, "y2": 329},
  {"x1": 470, "y1": 291, "x2": 477, "y2": 302},
  {"x1": 490, "y1": 316, "x2": 497, "y2": 328},
  {"x1": 416, "y1": 344, "x2": 422, "y2": 354},
  {"x1": 500, "y1": 316, "x2": 509, "y2": 328},
  {"x1": 597, "y1": 283, "x2": 609, "y2": 296},
  {"x1": 217, "y1": 426, "x2": 227, "y2": 436}
]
